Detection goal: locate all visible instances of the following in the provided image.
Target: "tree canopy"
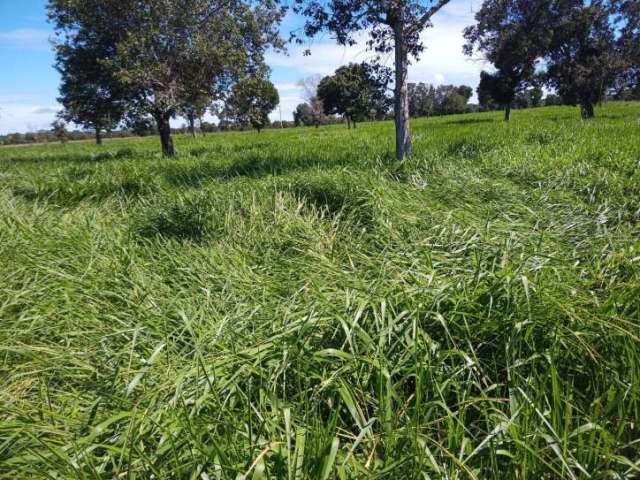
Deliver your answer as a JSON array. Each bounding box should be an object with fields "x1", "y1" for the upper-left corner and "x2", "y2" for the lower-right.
[
  {"x1": 464, "y1": 0, "x2": 551, "y2": 121},
  {"x1": 223, "y1": 77, "x2": 280, "y2": 132},
  {"x1": 317, "y1": 63, "x2": 391, "y2": 128},
  {"x1": 546, "y1": 0, "x2": 621, "y2": 119}
]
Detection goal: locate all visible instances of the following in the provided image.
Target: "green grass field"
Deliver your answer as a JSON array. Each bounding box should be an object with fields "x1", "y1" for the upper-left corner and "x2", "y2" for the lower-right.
[{"x1": 1, "y1": 104, "x2": 639, "y2": 479}]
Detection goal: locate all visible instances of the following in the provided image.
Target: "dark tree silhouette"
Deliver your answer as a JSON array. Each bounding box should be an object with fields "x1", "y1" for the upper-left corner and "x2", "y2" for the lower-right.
[
  {"x1": 546, "y1": 0, "x2": 621, "y2": 119},
  {"x1": 464, "y1": 0, "x2": 551, "y2": 121}
]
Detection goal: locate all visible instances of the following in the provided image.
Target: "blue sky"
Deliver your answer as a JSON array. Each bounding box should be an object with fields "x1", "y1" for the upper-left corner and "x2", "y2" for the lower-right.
[{"x1": 0, "y1": 0, "x2": 485, "y2": 134}]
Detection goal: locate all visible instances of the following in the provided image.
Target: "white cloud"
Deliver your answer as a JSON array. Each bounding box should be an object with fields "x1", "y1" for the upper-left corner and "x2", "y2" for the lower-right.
[
  {"x1": 0, "y1": 102, "x2": 60, "y2": 134},
  {"x1": 0, "y1": 29, "x2": 51, "y2": 51}
]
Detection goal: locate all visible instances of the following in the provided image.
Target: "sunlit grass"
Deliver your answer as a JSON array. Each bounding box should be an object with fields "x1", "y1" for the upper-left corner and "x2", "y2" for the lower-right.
[{"x1": 1, "y1": 103, "x2": 639, "y2": 478}]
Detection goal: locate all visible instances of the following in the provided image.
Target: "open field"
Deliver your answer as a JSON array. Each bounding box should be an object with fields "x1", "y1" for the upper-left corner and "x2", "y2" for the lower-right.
[{"x1": 1, "y1": 104, "x2": 639, "y2": 478}]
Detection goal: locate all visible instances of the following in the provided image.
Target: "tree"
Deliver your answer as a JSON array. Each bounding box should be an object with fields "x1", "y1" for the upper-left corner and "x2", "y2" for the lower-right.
[
  {"x1": 464, "y1": 0, "x2": 551, "y2": 121},
  {"x1": 477, "y1": 70, "x2": 518, "y2": 119},
  {"x1": 615, "y1": 0, "x2": 640, "y2": 95},
  {"x1": 49, "y1": 0, "x2": 284, "y2": 156},
  {"x1": 293, "y1": 103, "x2": 314, "y2": 126},
  {"x1": 546, "y1": 0, "x2": 621, "y2": 119},
  {"x1": 179, "y1": 93, "x2": 210, "y2": 138},
  {"x1": 51, "y1": 119, "x2": 68, "y2": 144},
  {"x1": 317, "y1": 63, "x2": 390, "y2": 128},
  {"x1": 297, "y1": 75, "x2": 327, "y2": 127},
  {"x1": 54, "y1": 41, "x2": 128, "y2": 145},
  {"x1": 294, "y1": 0, "x2": 452, "y2": 160},
  {"x1": 408, "y1": 83, "x2": 472, "y2": 117},
  {"x1": 408, "y1": 83, "x2": 437, "y2": 117},
  {"x1": 49, "y1": 1, "x2": 130, "y2": 145},
  {"x1": 224, "y1": 77, "x2": 279, "y2": 133}
]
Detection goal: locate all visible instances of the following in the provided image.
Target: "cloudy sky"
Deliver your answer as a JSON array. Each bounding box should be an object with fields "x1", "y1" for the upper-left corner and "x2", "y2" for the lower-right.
[{"x1": 0, "y1": 0, "x2": 485, "y2": 135}]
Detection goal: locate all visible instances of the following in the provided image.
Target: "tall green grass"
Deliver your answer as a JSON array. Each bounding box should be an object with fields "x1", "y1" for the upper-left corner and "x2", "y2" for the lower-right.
[{"x1": 1, "y1": 104, "x2": 639, "y2": 478}]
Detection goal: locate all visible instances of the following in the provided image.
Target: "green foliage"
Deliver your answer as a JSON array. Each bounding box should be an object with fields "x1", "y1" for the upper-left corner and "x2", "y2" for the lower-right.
[
  {"x1": 546, "y1": 0, "x2": 622, "y2": 119},
  {"x1": 464, "y1": 0, "x2": 550, "y2": 118},
  {"x1": 1, "y1": 103, "x2": 640, "y2": 478},
  {"x1": 223, "y1": 77, "x2": 280, "y2": 132},
  {"x1": 48, "y1": 0, "x2": 285, "y2": 156},
  {"x1": 409, "y1": 83, "x2": 474, "y2": 117},
  {"x1": 317, "y1": 63, "x2": 390, "y2": 126}
]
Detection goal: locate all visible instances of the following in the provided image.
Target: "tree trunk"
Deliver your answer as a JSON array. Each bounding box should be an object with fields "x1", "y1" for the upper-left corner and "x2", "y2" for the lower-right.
[
  {"x1": 394, "y1": 20, "x2": 412, "y2": 161},
  {"x1": 155, "y1": 112, "x2": 175, "y2": 157},
  {"x1": 346, "y1": 117, "x2": 351, "y2": 129},
  {"x1": 188, "y1": 114, "x2": 197, "y2": 138},
  {"x1": 95, "y1": 128, "x2": 103, "y2": 146},
  {"x1": 504, "y1": 104, "x2": 511, "y2": 122},
  {"x1": 580, "y1": 102, "x2": 594, "y2": 119}
]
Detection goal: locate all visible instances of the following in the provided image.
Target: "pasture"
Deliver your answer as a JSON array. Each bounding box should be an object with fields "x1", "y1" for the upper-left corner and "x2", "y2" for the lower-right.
[{"x1": 1, "y1": 104, "x2": 639, "y2": 478}]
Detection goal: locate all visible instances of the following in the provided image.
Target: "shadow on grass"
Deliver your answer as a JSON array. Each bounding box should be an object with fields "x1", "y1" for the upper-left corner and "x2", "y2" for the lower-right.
[
  {"x1": 12, "y1": 175, "x2": 157, "y2": 207},
  {"x1": 1, "y1": 148, "x2": 140, "y2": 165},
  {"x1": 445, "y1": 118, "x2": 494, "y2": 126},
  {"x1": 164, "y1": 151, "x2": 356, "y2": 188}
]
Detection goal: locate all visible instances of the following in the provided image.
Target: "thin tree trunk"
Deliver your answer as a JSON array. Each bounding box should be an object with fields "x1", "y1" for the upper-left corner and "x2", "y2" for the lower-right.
[
  {"x1": 504, "y1": 104, "x2": 511, "y2": 122},
  {"x1": 188, "y1": 114, "x2": 197, "y2": 138},
  {"x1": 581, "y1": 101, "x2": 594, "y2": 119},
  {"x1": 155, "y1": 112, "x2": 175, "y2": 157},
  {"x1": 394, "y1": 20, "x2": 412, "y2": 161},
  {"x1": 95, "y1": 127, "x2": 103, "y2": 146}
]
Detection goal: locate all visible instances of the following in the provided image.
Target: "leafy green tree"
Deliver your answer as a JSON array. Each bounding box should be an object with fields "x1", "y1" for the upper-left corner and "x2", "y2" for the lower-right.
[
  {"x1": 49, "y1": 0, "x2": 284, "y2": 156},
  {"x1": 477, "y1": 70, "x2": 518, "y2": 119},
  {"x1": 294, "y1": 0, "x2": 452, "y2": 160},
  {"x1": 54, "y1": 42, "x2": 128, "y2": 145},
  {"x1": 224, "y1": 77, "x2": 279, "y2": 133},
  {"x1": 179, "y1": 93, "x2": 210, "y2": 138},
  {"x1": 409, "y1": 83, "x2": 473, "y2": 117},
  {"x1": 464, "y1": 0, "x2": 551, "y2": 121},
  {"x1": 317, "y1": 63, "x2": 390, "y2": 129},
  {"x1": 408, "y1": 83, "x2": 437, "y2": 117},
  {"x1": 49, "y1": 1, "x2": 130, "y2": 145},
  {"x1": 546, "y1": 0, "x2": 621, "y2": 119}
]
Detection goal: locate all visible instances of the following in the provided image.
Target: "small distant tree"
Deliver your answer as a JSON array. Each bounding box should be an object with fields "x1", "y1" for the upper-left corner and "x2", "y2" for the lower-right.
[
  {"x1": 464, "y1": 0, "x2": 551, "y2": 121},
  {"x1": 408, "y1": 83, "x2": 437, "y2": 117},
  {"x1": 317, "y1": 63, "x2": 390, "y2": 128},
  {"x1": 297, "y1": 75, "x2": 326, "y2": 127},
  {"x1": 294, "y1": 0, "x2": 452, "y2": 160},
  {"x1": 179, "y1": 93, "x2": 210, "y2": 138},
  {"x1": 224, "y1": 77, "x2": 279, "y2": 133},
  {"x1": 51, "y1": 119, "x2": 68, "y2": 144},
  {"x1": 55, "y1": 44, "x2": 128, "y2": 145},
  {"x1": 293, "y1": 103, "x2": 314, "y2": 126},
  {"x1": 544, "y1": 93, "x2": 564, "y2": 106},
  {"x1": 477, "y1": 70, "x2": 518, "y2": 119},
  {"x1": 546, "y1": 0, "x2": 621, "y2": 119}
]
